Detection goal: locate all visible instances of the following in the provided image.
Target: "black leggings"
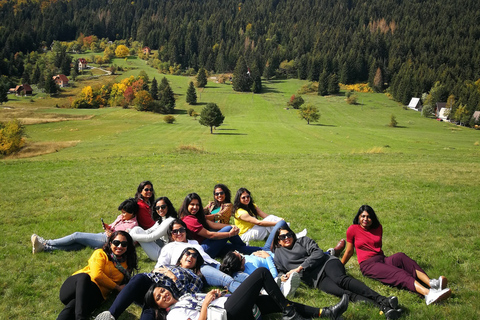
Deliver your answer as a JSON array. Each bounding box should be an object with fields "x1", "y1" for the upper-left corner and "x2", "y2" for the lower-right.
[
  {"x1": 57, "y1": 273, "x2": 104, "y2": 320},
  {"x1": 224, "y1": 267, "x2": 320, "y2": 320},
  {"x1": 317, "y1": 259, "x2": 381, "y2": 304}
]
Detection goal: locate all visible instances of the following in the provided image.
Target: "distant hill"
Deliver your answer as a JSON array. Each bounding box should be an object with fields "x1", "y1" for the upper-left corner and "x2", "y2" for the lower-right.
[{"x1": 1, "y1": 0, "x2": 480, "y2": 119}]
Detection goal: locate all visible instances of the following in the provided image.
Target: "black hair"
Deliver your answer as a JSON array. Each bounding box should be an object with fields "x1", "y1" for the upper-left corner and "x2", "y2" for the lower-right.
[
  {"x1": 167, "y1": 218, "x2": 192, "y2": 242},
  {"x1": 271, "y1": 225, "x2": 297, "y2": 252},
  {"x1": 117, "y1": 198, "x2": 139, "y2": 216},
  {"x1": 353, "y1": 204, "x2": 381, "y2": 229},
  {"x1": 103, "y1": 231, "x2": 139, "y2": 274},
  {"x1": 176, "y1": 247, "x2": 204, "y2": 275},
  {"x1": 219, "y1": 251, "x2": 242, "y2": 276},
  {"x1": 213, "y1": 184, "x2": 232, "y2": 206},
  {"x1": 178, "y1": 193, "x2": 208, "y2": 229},
  {"x1": 232, "y1": 187, "x2": 258, "y2": 218},
  {"x1": 144, "y1": 283, "x2": 169, "y2": 320},
  {"x1": 152, "y1": 196, "x2": 177, "y2": 222}
]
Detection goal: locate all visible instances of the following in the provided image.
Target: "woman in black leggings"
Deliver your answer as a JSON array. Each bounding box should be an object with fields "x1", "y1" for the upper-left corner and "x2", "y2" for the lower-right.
[
  {"x1": 144, "y1": 267, "x2": 348, "y2": 320},
  {"x1": 272, "y1": 226, "x2": 402, "y2": 320}
]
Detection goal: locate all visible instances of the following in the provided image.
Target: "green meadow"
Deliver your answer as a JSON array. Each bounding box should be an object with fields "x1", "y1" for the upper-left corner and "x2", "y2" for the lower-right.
[{"x1": 1, "y1": 58, "x2": 479, "y2": 319}]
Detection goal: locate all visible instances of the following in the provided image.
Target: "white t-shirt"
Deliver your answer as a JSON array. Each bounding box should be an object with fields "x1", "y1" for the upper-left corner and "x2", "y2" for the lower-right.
[
  {"x1": 156, "y1": 240, "x2": 219, "y2": 268},
  {"x1": 167, "y1": 293, "x2": 227, "y2": 320}
]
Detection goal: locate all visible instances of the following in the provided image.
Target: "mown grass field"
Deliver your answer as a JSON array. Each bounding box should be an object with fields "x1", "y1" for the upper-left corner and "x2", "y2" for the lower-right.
[{"x1": 1, "y1": 57, "x2": 479, "y2": 319}]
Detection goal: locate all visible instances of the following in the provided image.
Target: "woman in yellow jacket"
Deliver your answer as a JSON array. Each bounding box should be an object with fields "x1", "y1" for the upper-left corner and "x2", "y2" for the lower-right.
[{"x1": 57, "y1": 231, "x2": 138, "y2": 320}]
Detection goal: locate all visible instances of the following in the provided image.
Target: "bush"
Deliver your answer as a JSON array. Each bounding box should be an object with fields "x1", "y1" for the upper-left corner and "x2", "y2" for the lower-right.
[
  {"x1": 163, "y1": 115, "x2": 176, "y2": 124},
  {"x1": 389, "y1": 114, "x2": 398, "y2": 127},
  {"x1": 287, "y1": 95, "x2": 305, "y2": 109},
  {"x1": 346, "y1": 92, "x2": 358, "y2": 105},
  {"x1": 0, "y1": 119, "x2": 26, "y2": 155},
  {"x1": 187, "y1": 108, "x2": 195, "y2": 116}
]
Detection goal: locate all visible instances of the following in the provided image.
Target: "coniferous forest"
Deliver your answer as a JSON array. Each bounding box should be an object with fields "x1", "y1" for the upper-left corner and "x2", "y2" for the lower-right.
[{"x1": 1, "y1": 0, "x2": 480, "y2": 120}]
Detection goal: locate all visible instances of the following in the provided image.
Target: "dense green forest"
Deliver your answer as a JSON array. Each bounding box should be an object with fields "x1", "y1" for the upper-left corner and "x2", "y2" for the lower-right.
[{"x1": 1, "y1": 0, "x2": 480, "y2": 121}]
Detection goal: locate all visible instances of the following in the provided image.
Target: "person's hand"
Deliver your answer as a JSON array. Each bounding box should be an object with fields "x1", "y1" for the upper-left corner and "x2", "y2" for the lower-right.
[
  {"x1": 105, "y1": 229, "x2": 113, "y2": 238},
  {"x1": 115, "y1": 284, "x2": 125, "y2": 292},
  {"x1": 228, "y1": 227, "x2": 239, "y2": 237},
  {"x1": 253, "y1": 250, "x2": 270, "y2": 258},
  {"x1": 155, "y1": 267, "x2": 177, "y2": 281},
  {"x1": 203, "y1": 289, "x2": 221, "y2": 306}
]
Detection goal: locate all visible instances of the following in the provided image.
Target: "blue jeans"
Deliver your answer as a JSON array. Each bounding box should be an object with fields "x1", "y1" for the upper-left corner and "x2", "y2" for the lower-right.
[
  {"x1": 202, "y1": 226, "x2": 260, "y2": 258},
  {"x1": 47, "y1": 232, "x2": 107, "y2": 251},
  {"x1": 201, "y1": 263, "x2": 249, "y2": 292},
  {"x1": 262, "y1": 220, "x2": 288, "y2": 251}
]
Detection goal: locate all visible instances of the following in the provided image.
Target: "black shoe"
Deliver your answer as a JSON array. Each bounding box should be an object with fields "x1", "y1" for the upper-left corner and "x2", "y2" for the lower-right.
[
  {"x1": 383, "y1": 307, "x2": 402, "y2": 320},
  {"x1": 321, "y1": 294, "x2": 349, "y2": 319},
  {"x1": 379, "y1": 296, "x2": 398, "y2": 309},
  {"x1": 283, "y1": 305, "x2": 310, "y2": 320}
]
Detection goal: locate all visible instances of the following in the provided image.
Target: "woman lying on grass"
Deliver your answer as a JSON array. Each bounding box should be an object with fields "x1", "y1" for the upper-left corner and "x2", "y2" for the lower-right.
[
  {"x1": 342, "y1": 204, "x2": 451, "y2": 305},
  {"x1": 179, "y1": 192, "x2": 259, "y2": 258},
  {"x1": 272, "y1": 225, "x2": 402, "y2": 319},
  {"x1": 94, "y1": 247, "x2": 204, "y2": 320},
  {"x1": 31, "y1": 198, "x2": 138, "y2": 253},
  {"x1": 57, "y1": 231, "x2": 138, "y2": 320},
  {"x1": 129, "y1": 196, "x2": 177, "y2": 260},
  {"x1": 144, "y1": 267, "x2": 349, "y2": 320}
]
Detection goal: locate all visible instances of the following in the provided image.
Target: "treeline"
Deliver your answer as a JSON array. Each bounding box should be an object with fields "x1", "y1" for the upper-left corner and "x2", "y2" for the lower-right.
[{"x1": 1, "y1": 0, "x2": 480, "y2": 121}]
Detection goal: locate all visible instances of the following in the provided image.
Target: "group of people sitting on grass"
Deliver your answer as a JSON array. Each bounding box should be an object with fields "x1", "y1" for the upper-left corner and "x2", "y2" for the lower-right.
[{"x1": 31, "y1": 181, "x2": 452, "y2": 320}]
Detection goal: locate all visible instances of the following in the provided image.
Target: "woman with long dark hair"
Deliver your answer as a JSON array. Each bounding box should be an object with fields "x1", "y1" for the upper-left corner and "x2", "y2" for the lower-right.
[
  {"x1": 342, "y1": 204, "x2": 451, "y2": 305},
  {"x1": 273, "y1": 225, "x2": 402, "y2": 319},
  {"x1": 129, "y1": 196, "x2": 177, "y2": 260},
  {"x1": 144, "y1": 267, "x2": 349, "y2": 320},
  {"x1": 57, "y1": 231, "x2": 138, "y2": 320},
  {"x1": 203, "y1": 183, "x2": 233, "y2": 224},
  {"x1": 135, "y1": 181, "x2": 156, "y2": 229},
  {"x1": 94, "y1": 247, "x2": 203, "y2": 320},
  {"x1": 179, "y1": 192, "x2": 258, "y2": 258}
]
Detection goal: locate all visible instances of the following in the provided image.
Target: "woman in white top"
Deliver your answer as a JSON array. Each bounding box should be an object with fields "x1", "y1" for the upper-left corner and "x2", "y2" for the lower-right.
[{"x1": 129, "y1": 197, "x2": 177, "y2": 260}]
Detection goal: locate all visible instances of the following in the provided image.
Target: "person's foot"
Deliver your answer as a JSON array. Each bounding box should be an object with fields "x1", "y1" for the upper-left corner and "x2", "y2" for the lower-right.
[
  {"x1": 283, "y1": 304, "x2": 310, "y2": 320},
  {"x1": 320, "y1": 293, "x2": 349, "y2": 319},
  {"x1": 333, "y1": 239, "x2": 346, "y2": 257},
  {"x1": 95, "y1": 311, "x2": 115, "y2": 320},
  {"x1": 430, "y1": 276, "x2": 448, "y2": 290},
  {"x1": 296, "y1": 228, "x2": 308, "y2": 238},
  {"x1": 31, "y1": 234, "x2": 46, "y2": 254},
  {"x1": 282, "y1": 272, "x2": 301, "y2": 298},
  {"x1": 425, "y1": 288, "x2": 451, "y2": 305},
  {"x1": 382, "y1": 308, "x2": 402, "y2": 319}
]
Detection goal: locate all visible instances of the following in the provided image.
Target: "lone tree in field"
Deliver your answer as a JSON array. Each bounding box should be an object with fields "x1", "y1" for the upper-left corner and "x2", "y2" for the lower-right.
[
  {"x1": 196, "y1": 67, "x2": 207, "y2": 88},
  {"x1": 199, "y1": 103, "x2": 225, "y2": 133},
  {"x1": 115, "y1": 45, "x2": 130, "y2": 58},
  {"x1": 186, "y1": 81, "x2": 197, "y2": 105},
  {"x1": 298, "y1": 104, "x2": 320, "y2": 125}
]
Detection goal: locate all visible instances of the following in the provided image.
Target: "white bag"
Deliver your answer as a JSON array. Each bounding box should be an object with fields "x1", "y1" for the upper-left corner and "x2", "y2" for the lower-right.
[{"x1": 207, "y1": 305, "x2": 227, "y2": 320}]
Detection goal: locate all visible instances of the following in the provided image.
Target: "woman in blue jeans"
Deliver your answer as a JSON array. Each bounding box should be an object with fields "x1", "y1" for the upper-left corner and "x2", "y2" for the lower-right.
[
  {"x1": 94, "y1": 247, "x2": 204, "y2": 320},
  {"x1": 156, "y1": 219, "x2": 249, "y2": 292},
  {"x1": 179, "y1": 192, "x2": 259, "y2": 258}
]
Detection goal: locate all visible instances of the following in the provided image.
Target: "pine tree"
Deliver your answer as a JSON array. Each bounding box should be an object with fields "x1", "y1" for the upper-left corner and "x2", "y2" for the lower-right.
[
  {"x1": 318, "y1": 70, "x2": 328, "y2": 96},
  {"x1": 150, "y1": 77, "x2": 158, "y2": 100},
  {"x1": 186, "y1": 81, "x2": 197, "y2": 105},
  {"x1": 196, "y1": 67, "x2": 207, "y2": 88},
  {"x1": 158, "y1": 82, "x2": 175, "y2": 113},
  {"x1": 328, "y1": 73, "x2": 340, "y2": 95},
  {"x1": 0, "y1": 84, "x2": 8, "y2": 104},
  {"x1": 199, "y1": 103, "x2": 225, "y2": 133},
  {"x1": 232, "y1": 56, "x2": 253, "y2": 92}
]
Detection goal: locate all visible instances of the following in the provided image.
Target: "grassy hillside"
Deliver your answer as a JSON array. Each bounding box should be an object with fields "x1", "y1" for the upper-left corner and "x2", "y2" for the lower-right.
[{"x1": 1, "y1": 64, "x2": 479, "y2": 319}]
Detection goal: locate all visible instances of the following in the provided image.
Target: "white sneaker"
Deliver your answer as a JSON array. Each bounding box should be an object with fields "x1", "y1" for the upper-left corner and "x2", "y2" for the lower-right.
[
  {"x1": 430, "y1": 276, "x2": 448, "y2": 290},
  {"x1": 296, "y1": 229, "x2": 307, "y2": 238},
  {"x1": 425, "y1": 288, "x2": 451, "y2": 305},
  {"x1": 31, "y1": 234, "x2": 46, "y2": 254},
  {"x1": 95, "y1": 311, "x2": 115, "y2": 320},
  {"x1": 282, "y1": 272, "x2": 301, "y2": 298}
]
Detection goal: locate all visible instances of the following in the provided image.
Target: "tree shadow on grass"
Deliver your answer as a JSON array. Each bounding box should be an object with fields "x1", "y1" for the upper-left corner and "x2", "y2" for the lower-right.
[
  {"x1": 309, "y1": 123, "x2": 337, "y2": 127},
  {"x1": 261, "y1": 86, "x2": 282, "y2": 94},
  {"x1": 213, "y1": 132, "x2": 248, "y2": 136},
  {"x1": 172, "y1": 109, "x2": 188, "y2": 114}
]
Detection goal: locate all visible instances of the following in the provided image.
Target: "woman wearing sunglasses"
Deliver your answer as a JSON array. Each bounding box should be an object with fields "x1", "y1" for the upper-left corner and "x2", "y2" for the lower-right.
[
  {"x1": 156, "y1": 219, "x2": 249, "y2": 293},
  {"x1": 144, "y1": 267, "x2": 349, "y2": 320},
  {"x1": 31, "y1": 198, "x2": 138, "y2": 253},
  {"x1": 57, "y1": 231, "x2": 138, "y2": 320},
  {"x1": 204, "y1": 184, "x2": 233, "y2": 224},
  {"x1": 342, "y1": 205, "x2": 451, "y2": 305},
  {"x1": 179, "y1": 193, "x2": 258, "y2": 258},
  {"x1": 232, "y1": 187, "x2": 295, "y2": 249},
  {"x1": 135, "y1": 181, "x2": 157, "y2": 229},
  {"x1": 95, "y1": 247, "x2": 204, "y2": 320},
  {"x1": 129, "y1": 196, "x2": 178, "y2": 260},
  {"x1": 272, "y1": 226, "x2": 402, "y2": 320}
]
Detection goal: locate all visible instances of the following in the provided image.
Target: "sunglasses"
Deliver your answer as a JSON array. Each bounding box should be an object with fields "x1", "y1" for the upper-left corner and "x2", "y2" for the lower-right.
[
  {"x1": 184, "y1": 251, "x2": 199, "y2": 258},
  {"x1": 172, "y1": 227, "x2": 186, "y2": 235},
  {"x1": 112, "y1": 240, "x2": 128, "y2": 247},
  {"x1": 155, "y1": 205, "x2": 167, "y2": 211},
  {"x1": 278, "y1": 232, "x2": 293, "y2": 241},
  {"x1": 143, "y1": 188, "x2": 153, "y2": 192},
  {"x1": 234, "y1": 250, "x2": 245, "y2": 262},
  {"x1": 241, "y1": 195, "x2": 250, "y2": 200},
  {"x1": 215, "y1": 191, "x2": 225, "y2": 196}
]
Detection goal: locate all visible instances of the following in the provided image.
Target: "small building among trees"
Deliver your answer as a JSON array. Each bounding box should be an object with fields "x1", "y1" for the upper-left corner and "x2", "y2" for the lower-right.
[
  {"x1": 142, "y1": 47, "x2": 151, "y2": 55},
  {"x1": 53, "y1": 74, "x2": 69, "y2": 87},
  {"x1": 13, "y1": 84, "x2": 33, "y2": 96},
  {"x1": 78, "y1": 58, "x2": 88, "y2": 71},
  {"x1": 407, "y1": 97, "x2": 422, "y2": 111}
]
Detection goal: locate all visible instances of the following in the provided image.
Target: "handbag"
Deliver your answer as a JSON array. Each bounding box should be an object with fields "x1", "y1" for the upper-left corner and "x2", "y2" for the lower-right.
[{"x1": 207, "y1": 304, "x2": 227, "y2": 320}]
